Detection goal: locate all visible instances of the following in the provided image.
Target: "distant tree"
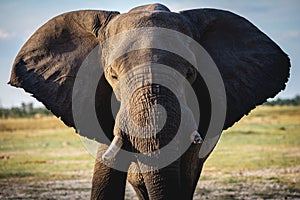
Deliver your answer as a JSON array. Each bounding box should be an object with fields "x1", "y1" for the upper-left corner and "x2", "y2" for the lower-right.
[
  {"x1": 264, "y1": 95, "x2": 300, "y2": 106},
  {"x1": 10, "y1": 107, "x2": 25, "y2": 117},
  {"x1": 0, "y1": 102, "x2": 53, "y2": 118},
  {"x1": 0, "y1": 108, "x2": 9, "y2": 119}
]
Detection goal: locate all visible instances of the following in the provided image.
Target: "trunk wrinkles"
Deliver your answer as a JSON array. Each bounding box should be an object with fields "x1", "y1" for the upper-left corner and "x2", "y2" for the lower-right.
[
  {"x1": 128, "y1": 84, "x2": 181, "y2": 153},
  {"x1": 113, "y1": 64, "x2": 187, "y2": 154}
]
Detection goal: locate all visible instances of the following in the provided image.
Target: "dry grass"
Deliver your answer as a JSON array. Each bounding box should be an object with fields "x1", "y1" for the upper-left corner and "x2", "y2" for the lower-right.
[
  {"x1": 0, "y1": 106, "x2": 299, "y2": 199},
  {"x1": 0, "y1": 116, "x2": 67, "y2": 131}
]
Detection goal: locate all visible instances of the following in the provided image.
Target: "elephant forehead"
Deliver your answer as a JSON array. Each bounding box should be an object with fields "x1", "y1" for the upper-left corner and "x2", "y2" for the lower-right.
[
  {"x1": 106, "y1": 49, "x2": 193, "y2": 75},
  {"x1": 128, "y1": 3, "x2": 171, "y2": 13},
  {"x1": 104, "y1": 11, "x2": 193, "y2": 38}
]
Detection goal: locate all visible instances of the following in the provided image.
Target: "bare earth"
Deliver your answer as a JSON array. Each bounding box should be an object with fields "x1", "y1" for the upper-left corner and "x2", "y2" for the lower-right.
[
  {"x1": 1, "y1": 167, "x2": 299, "y2": 200},
  {"x1": 1, "y1": 107, "x2": 299, "y2": 199}
]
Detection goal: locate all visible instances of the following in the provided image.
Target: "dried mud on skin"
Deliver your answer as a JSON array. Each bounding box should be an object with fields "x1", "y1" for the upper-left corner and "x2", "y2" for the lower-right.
[{"x1": 0, "y1": 167, "x2": 299, "y2": 200}]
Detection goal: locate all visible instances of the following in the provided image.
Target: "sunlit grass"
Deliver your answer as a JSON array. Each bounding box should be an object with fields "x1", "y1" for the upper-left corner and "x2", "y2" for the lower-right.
[
  {"x1": 0, "y1": 116, "x2": 66, "y2": 131},
  {"x1": 0, "y1": 119, "x2": 94, "y2": 180},
  {"x1": 0, "y1": 106, "x2": 299, "y2": 186},
  {"x1": 201, "y1": 106, "x2": 300, "y2": 189}
]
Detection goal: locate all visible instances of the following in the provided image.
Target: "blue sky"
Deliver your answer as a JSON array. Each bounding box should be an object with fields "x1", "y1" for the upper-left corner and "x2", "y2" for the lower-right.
[{"x1": 0, "y1": 0, "x2": 299, "y2": 107}]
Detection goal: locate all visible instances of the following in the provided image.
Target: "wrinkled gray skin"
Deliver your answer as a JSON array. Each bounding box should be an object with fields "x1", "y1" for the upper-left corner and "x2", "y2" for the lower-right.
[
  {"x1": 9, "y1": 3, "x2": 290, "y2": 200},
  {"x1": 93, "y1": 5, "x2": 204, "y2": 200}
]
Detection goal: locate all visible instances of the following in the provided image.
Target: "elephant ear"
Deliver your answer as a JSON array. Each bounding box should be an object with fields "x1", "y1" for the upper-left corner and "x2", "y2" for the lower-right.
[
  {"x1": 180, "y1": 9, "x2": 290, "y2": 129},
  {"x1": 9, "y1": 10, "x2": 119, "y2": 139}
]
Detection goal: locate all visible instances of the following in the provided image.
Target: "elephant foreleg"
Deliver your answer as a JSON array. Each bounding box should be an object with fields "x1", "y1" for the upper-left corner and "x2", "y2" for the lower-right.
[
  {"x1": 127, "y1": 163, "x2": 149, "y2": 200},
  {"x1": 91, "y1": 144, "x2": 128, "y2": 200},
  {"x1": 180, "y1": 144, "x2": 206, "y2": 199}
]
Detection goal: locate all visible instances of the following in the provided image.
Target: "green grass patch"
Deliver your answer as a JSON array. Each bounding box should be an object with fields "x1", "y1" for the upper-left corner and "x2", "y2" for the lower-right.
[
  {"x1": 0, "y1": 106, "x2": 299, "y2": 184},
  {"x1": 0, "y1": 119, "x2": 94, "y2": 180}
]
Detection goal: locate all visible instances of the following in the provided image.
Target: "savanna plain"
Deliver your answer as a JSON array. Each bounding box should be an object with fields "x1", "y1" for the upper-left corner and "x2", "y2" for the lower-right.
[{"x1": 0, "y1": 106, "x2": 299, "y2": 199}]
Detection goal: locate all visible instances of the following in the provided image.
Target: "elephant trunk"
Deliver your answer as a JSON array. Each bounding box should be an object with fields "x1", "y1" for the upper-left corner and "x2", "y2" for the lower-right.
[
  {"x1": 104, "y1": 64, "x2": 200, "y2": 198},
  {"x1": 128, "y1": 84, "x2": 181, "y2": 151},
  {"x1": 126, "y1": 84, "x2": 183, "y2": 199}
]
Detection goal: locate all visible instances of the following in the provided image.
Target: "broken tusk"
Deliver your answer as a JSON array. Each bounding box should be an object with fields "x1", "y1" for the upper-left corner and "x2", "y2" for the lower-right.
[
  {"x1": 190, "y1": 130, "x2": 203, "y2": 144},
  {"x1": 102, "y1": 136, "x2": 123, "y2": 161}
]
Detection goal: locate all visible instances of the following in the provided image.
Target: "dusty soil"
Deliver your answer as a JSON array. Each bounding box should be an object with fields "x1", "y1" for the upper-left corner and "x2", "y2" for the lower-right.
[
  {"x1": 0, "y1": 179, "x2": 138, "y2": 200},
  {"x1": 0, "y1": 167, "x2": 299, "y2": 199},
  {"x1": 193, "y1": 167, "x2": 300, "y2": 200},
  {"x1": 194, "y1": 180, "x2": 299, "y2": 200}
]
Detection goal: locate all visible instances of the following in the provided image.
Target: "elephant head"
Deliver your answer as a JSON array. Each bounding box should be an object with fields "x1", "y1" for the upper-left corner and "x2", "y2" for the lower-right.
[{"x1": 9, "y1": 3, "x2": 290, "y2": 200}]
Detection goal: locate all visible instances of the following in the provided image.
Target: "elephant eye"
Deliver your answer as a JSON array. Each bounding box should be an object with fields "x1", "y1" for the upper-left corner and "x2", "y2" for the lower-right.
[
  {"x1": 186, "y1": 67, "x2": 196, "y2": 83},
  {"x1": 106, "y1": 67, "x2": 118, "y2": 80},
  {"x1": 110, "y1": 69, "x2": 118, "y2": 80},
  {"x1": 111, "y1": 74, "x2": 118, "y2": 80}
]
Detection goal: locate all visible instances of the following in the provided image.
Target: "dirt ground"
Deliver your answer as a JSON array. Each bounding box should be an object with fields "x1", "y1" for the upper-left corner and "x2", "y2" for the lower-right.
[{"x1": 1, "y1": 167, "x2": 299, "y2": 200}]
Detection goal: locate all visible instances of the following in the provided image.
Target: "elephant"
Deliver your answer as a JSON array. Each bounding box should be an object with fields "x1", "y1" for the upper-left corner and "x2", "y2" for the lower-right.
[{"x1": 9, "y1": 3, "x2": 290, "y2": 200}]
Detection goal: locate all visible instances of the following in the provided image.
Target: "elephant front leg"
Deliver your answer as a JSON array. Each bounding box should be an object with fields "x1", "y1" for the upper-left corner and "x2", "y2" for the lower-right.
[
  {"x1": 180, "y1": 144, "x2": 207, "y2": 199},
  {"x1": 140, "y1": 159, "x2": 182, "y2": 200},
  {"x1": 91, "y1": 144, "x2": 129, "y2": 200},
  {"x1": 127, "y1": 162, "x2": 149, "y2": 200}
]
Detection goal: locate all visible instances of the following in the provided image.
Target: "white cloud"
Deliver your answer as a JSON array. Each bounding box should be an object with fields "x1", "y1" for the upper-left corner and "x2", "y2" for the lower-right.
[
  {"x1": 283, "y1": 31, "x2": 300, "y2": 39},
  {"x1": 0, "y1": 29, "x2": 11, "y2": 39}
]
